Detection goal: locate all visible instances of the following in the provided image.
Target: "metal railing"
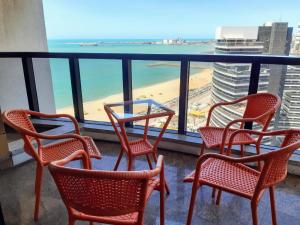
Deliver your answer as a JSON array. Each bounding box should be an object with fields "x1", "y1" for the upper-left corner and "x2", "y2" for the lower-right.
[{"x1": 1, "y1": 52, "x2": 300, "y2": 135}]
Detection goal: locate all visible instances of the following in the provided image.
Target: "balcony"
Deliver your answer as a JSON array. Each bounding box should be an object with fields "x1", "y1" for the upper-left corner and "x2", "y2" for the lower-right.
[
  {"x1": 1, "y1": 52, "x2": 300, "y2": 225},
  {"x1": 0, "y1": 139, "x2": 300, "y2": 225},
  {"x1": 0, "y1": 51, "x2": 300, "y2": 162}
]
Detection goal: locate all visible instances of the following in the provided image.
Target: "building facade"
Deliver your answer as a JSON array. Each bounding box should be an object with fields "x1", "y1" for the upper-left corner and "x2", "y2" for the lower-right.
[
  {"x1": 211, "y1": 23, "x2": 292, "y2": 130},
  {"x1": 292, "y1": 24, "x2": 300, "y2": 54},
  {"x1": 211, "y1": 27, "x2": 267, "y2": 127},
  {"x1": 279, "y1": 65, "x2": 300, "y2": 129}
]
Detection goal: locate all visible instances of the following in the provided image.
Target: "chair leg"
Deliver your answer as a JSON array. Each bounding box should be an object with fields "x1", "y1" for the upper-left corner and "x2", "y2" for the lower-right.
[
  {"x1": 68, "y1": 216, "x2": 75, "y2": 225},
  {"x1": 255, "y1": 144, "x2": 261, "y2": 171},
  {"x1": 146, "y1": 154, "x2": 153, "y2": 170},
  {"x1": 160, "y1": 177, "x2": 165, "y2": 225},
  {"x1": 251, "y1": 201, "x2": 259, "y2": 225},
  {"x1": 89, "y1": 222, "x2": 94, "y2": 225},
  {"x1": 211, "y1": 188, "x2": 216, "y2": 199},
  {"x1": 216, "y1": 190, "x2": 222, "y2": 205},
  {"x1": 269, "y1": 187, "x2": 278, "y2": 225},
  {"x1": 240, "y1": 144, "x2": 244, "y2": 157},
  {"x1": 200, "y1": 144, "x2": 205, "y2": 155},
  {"x1": 127, "y1": 157, "x2": 133, "y2": 171},
  {"x1": 152, "y1": 152, "x2": 157, "y2": 163},
  {"x1": 164, "y1": 180, "x2": 170, "y2": 195},
  {"x1": 34, "y1": 164, "x2": 43, "y2": 221},
  {"x1": 114, "y1": 150, "x2": 123, "y2": 171},
  {"x1": 186, "y1": 183, "x2": 200, "y2": 225}
]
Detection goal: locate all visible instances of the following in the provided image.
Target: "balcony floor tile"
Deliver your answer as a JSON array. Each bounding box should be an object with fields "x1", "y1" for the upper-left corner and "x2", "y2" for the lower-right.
[{"x1": 1, "y1": 140, "x2": 300, "y2": 225}]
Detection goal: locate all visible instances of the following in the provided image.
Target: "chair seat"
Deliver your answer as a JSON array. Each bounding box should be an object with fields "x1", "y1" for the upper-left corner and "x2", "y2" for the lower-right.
[
  {"x1": 71, "y1": 178, "x2": 160, "y2": 224},
  {"x1": 198, "y1": 127, "x2": 256, "y2": 149},
  {"x1": 127, "y1": 139, "x2": 154, "y2": 156},
  {"x1": 41, "y1": 136, "x2": 101, "y2": 164},
  {"x1": 184, "y1": 158, "x2": 260, "y2": 198}
]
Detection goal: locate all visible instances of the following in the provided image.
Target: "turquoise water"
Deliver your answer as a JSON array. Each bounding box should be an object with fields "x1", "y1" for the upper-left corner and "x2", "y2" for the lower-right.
[{"x1": 48, "y1": 39, "x2": 214, "y2": 109}]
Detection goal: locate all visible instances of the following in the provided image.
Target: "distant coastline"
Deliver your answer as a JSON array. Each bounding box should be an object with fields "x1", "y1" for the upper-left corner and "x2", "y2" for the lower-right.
[
  {"x1": 48, "y1": 38, "x2": 215, "y2": 111},
  {"x1": 57, "y1": 68, "x2": 213, "y2": 126},
  {"x1": 64, "y1": 39, "x2": 216, "y2": 47}
]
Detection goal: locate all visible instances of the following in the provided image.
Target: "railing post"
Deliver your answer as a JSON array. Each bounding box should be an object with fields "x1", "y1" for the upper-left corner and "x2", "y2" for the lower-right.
[
  {"x1": 248, "y1": 62, "x2": 261, "y2": 95},
  {"x1": 245, "y1": 61, "x2": 261, "y2": 129},
  {"x1": 0, "y1": 203, "x2": 5, "y2": 225},
  {"x1": 122, "y1": 59, "x2": 133, "y2": 127},
  {"x1": 69, "y1": 57, "x2": 84, "y2": 122},
  {"x1": 178, "y1": 60, "x2": 190, "y2": 134},
  {"x1": 22, "y1": 57, "x2": 39, "y2": 111}
]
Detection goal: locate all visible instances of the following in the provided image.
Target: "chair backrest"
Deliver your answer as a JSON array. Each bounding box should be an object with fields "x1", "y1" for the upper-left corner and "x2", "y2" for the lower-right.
[
  {"x1": 243, "y1": 93, "x2": 280, "y2": 128},
  {"x1": 3, "y1": 109, "x2": 36, "y2": 133},
  {"x1": 259, "y1": 130, "x2": 300, "y2": 189},
  {"x1": 49, "y1": 162, "x2": 160, "y2": 220},
  {"x1": 2, "y1": 109, "x2": 39, "y2": 158}
]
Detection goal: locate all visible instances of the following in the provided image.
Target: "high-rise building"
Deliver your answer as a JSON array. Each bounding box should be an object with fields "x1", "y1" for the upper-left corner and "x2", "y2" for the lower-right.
[
  {"x1": 279, "y1": 65, "x2": 300, "y2": 129},
  {"x1": 279, "y1": 24, "x2": 300, "y2": 130},
  {"x1": 211, "y1": 27, "x2": 267, "y2": 128},
  {"x1": 211, "y1": 23, "x2": 292, "y2": 129},
  {"x1": 292, "y1": 23, "x2": 300, "y2": 54}
]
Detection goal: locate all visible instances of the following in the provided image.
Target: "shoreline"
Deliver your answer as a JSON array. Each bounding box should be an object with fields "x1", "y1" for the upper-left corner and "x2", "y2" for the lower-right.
[{"x1": 57, "y1": 68, "x2": 213, "y2": 121}]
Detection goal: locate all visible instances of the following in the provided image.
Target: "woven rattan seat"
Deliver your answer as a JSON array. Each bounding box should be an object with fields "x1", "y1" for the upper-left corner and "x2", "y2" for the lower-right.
[
  {"x1": 199, "y1": 127, "x2": 256, "y2": 149},
  {"x1": 41, "y1": 136, "x2": 100, "y2": 163},
  {"x1": 127, "y1": 139, "x2": 153, "y2": 156},
  {"x1": 184, "y1": 158, "x2": 260, "y2": 198}
]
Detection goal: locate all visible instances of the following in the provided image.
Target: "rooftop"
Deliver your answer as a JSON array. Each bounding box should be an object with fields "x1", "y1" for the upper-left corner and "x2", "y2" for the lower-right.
[{"x1": 215, "y1": 27, "x2": 259, "y2": 40}]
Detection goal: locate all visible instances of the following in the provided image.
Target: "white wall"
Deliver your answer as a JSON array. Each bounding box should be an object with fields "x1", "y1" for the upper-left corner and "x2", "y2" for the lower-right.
[{"x1": 0, "y1": 0, "x2": 55, "y2": 113}]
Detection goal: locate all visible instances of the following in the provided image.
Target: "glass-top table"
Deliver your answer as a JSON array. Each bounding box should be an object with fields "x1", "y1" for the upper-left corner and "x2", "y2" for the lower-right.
[
  {"x1": 104, "y1": 99, "x2": 173, "y2": 184},
  {"x1": 104, "y1": 99, "x2": 174, "y2": 122},
  {"x1": 104, "y1": 99, "x2": 174, "y2": 192}
]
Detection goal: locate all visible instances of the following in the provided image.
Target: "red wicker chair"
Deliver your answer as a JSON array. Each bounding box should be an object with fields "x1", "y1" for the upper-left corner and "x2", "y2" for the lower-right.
[
  {"x1": 2, "y1": 109, "x2": 101, "y2": 221},
  {"x1": 198, "y1": 93, "x2": 281, "y2": 156},
  {"x1": 49, "y1": 150, "x2": 166, "y2": 225},
  {"x1": 184, "y1": 129, "x2": 300, "y2": 225}
]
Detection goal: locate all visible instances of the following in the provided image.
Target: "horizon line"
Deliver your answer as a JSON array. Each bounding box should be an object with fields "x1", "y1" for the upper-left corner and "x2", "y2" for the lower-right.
[{"x1": 47, "y1": 37, "x2": 214, "y2": 40}]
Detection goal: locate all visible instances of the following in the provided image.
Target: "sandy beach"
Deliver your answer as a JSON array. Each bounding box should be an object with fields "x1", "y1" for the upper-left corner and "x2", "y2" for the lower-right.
[{"x1": 57, "y1": 68, "x2": 213, "y2": 121}]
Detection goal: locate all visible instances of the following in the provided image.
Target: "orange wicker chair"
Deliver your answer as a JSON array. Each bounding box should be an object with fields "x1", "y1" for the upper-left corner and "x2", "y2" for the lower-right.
[
  {"x1": 49, "y1": 150, "x2": 166, "y2": 225},
  {"x1": 2, "y1": 109, "x2": 101, "y2": 221},
  {"x1": 184, "y1": 129, "x2": 300, "y2": 225},
  {"x1": 198, "y1": 93, "x2": 281, "y2": 156}
]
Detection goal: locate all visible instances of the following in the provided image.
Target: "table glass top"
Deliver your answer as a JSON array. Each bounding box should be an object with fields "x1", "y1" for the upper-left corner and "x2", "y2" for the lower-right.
[{"x1": 105, "y1": 99, "x2": 174, "y2": 120}]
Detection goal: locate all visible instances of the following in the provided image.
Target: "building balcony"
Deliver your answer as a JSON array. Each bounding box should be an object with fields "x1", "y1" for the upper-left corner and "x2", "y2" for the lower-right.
[{"x1": 1, "y1": 52, "x2": 300, "y2": 225}]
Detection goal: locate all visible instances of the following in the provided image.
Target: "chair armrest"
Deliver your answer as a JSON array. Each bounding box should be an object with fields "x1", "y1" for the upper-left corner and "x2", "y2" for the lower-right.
[
  {"x1": 220, "y1": 117, "x2": 266, "y2": 153},
  {"x1": 50, "y1": 150, "x2": 90, "y2": 169},
  {"x1": 200, "y1": 152, "x2": 265, "y2": 164},
  {"x1": 17, "y1": 124, "x2": 90, "y2": 157},
  {"x1": 155, "y1": 155, "x2": 164, "y2": 170},
  {"x1": 226, "y1": 129, "x2": 295, "y2": 155},
  {"x1": 155, "y1": 155, "x2": 166, "y2": 192},
  {"x1": 206, "y1": 96, "x2": 249, "y2": 126},
  {"x1": 25, "y1": 110, "x2": 80, "y2": 134},
  {"x1": 147, "y1": 155, "x2": 164, "y2": 178},
  {"x1": 194, "y1": 153, "x2": 266, "y2": 178}
]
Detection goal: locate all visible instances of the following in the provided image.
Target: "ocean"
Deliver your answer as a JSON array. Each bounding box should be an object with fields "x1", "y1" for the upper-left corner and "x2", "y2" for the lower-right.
[{"x1": 48, "y1": 39, "x2": 214, "y2": 109}]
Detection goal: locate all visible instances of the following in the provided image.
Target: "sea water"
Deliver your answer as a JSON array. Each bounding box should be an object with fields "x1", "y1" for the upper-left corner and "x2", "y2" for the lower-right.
[{"x1": 48, "y1": 39, "x2": 214, "y2": 109}]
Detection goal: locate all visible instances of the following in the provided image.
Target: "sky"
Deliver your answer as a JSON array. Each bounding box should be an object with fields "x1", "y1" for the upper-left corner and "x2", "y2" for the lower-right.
[{"x1": 43, "y1": 0, "x2": 300, "y2": 39}]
